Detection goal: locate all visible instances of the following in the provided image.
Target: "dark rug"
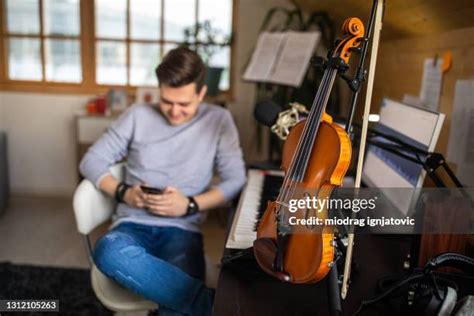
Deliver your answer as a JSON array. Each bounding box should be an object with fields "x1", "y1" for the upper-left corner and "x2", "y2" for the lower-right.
[{"x1": 0, "y1": 262, "x2": 113, "y2": 315}]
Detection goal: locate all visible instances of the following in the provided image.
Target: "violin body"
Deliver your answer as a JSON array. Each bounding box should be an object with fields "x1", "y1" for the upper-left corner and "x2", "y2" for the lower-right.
[{"x1": 255, "y1": 114, "x2": 352, "y2": 283}]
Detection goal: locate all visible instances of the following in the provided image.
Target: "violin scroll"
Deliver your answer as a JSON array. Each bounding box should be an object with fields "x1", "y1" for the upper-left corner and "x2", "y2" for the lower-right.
[{"x1": 335, "y1": 17, "x2": 365, "y2": 63}]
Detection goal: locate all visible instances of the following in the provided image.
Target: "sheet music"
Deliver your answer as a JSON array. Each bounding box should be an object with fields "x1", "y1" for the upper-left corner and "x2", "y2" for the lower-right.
[
  {"x1": 419, "y1": 58, "x2": 443, "y2": 111},
  {"x1": 446, "y1": 80, "x2": 474, "y2": 186},
  {"x1": 268, "y1": 32, "x2": 321, "y2": 87},
  {"x1": 243, "y1": 32, "x2": 286, "y2": 82},
  {"x1": 243, "y1": 31, "x2": 320, "y2": 87}
]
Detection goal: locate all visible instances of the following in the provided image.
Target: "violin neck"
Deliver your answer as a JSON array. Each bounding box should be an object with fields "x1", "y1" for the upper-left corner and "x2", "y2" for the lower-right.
[{"x1": 287, "y1": 67, "x2": 338, "y2": 183}]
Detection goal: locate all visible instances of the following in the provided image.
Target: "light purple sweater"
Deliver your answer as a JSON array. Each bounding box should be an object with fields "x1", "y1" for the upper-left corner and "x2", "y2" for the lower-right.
[{"x1": 79, "y1": 102, "x2": 246, "y2": 232}]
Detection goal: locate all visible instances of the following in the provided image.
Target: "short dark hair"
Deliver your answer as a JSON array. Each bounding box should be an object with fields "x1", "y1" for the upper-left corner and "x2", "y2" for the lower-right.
[{"x1": 155, "y1": 47, "x2": 206, "y2": 92}]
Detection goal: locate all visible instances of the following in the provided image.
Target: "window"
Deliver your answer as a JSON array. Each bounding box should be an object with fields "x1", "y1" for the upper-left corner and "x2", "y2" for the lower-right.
[
  {"x1": 0, "y1": 0, "x2": 234, "y2": 94},
  {"x1": 95, "y1": 0, "x2": 233, "y2": 90},
  {"x1": 3, "y1": 0, "x2": 82, "y2": 83}
]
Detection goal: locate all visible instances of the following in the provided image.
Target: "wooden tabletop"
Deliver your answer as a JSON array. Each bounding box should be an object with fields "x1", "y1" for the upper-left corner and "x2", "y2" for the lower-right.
[{"x1": 213, "y1": 234, "x2": 412, "y2": 316}]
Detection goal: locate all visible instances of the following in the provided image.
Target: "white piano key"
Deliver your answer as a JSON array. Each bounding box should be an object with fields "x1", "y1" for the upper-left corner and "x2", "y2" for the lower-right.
[{"x1": 226, "y1": 169, "x2": 284, "y2": 249}]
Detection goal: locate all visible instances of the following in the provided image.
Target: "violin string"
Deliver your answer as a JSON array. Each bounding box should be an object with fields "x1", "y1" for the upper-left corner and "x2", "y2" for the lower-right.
[
  {"x1": 285, "y1": 69, "x2": 337, "y2": 203},
  {"x1": 286, "y1": 73, "x2": 328, "y2": 183},
  {"x1": 294, "y1": 68, "x2": 337, "y2": 182},
  {"x1": 276, "y1": 70, "x2": 330, "y2": 206},
  {"x1": 277, "y1": 69, "x2": 337, "y2": 231},
  {"x1": 288, "y1": 68, "x2": 336, "y2": 187},
  {"x1": 293, "y1": 48, "x2": 340, "y2": 181},
  {"x1": 272, "y1": 75, "x2": 327, "y2": 228},
  {"x1": 275, "y1": 67, "x2": 336, "y2": 226},
  {"x1": 284, "y1": 69, "x2": 337, "y2": 234},
  {"x1": 290, "y1": 73, "x2": 329, "y2": 180},
  {"x1": 284, "y1": 68, "x2": 332, "y2": 187},
  {"x1": 288, "y1": 69, "x2": 332, "y2": 180},
  {"x1": 280, "y1": 71, "x2": 334, "y2": 232}
]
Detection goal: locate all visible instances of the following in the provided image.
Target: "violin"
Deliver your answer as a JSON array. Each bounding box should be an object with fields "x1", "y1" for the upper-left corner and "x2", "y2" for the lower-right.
[{"x1": 253, "y1": 17, "x2": 365, "y2": 284}]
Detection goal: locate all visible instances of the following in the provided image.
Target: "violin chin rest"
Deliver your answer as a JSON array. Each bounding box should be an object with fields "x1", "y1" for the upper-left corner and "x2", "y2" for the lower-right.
[{"x1": 253, "y1": 238, "x2": 291, "y2": 282}]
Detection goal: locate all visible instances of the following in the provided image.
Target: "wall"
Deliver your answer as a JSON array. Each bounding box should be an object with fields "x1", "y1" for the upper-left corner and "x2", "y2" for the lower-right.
[
  {"x1": 0, "y1": 93, "x2": 4, "y2": 129},
  {"x1": 5, "y1": 2, "x2": 472, "y2": 196},
  {"x1": 0, "y1": 92, "x2": 91, "y2": 196},
  {"x1": 228, "y1": 0, "x2": 292, "y2": 162},
  {"x1": 0, "y1": 0, "x2": 292, "y2": 197},
  {"x1": 372, "y1": 26, "x2": 474, "y2": 155},
  {"x1": 295, "y1": 0, "x2": 474, "y2": 40}
]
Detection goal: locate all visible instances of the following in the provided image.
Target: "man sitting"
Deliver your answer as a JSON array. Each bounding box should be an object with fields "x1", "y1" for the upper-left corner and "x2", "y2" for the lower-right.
[{"x1": 80, "y1": 47, "x2": 246, "y2": 316}]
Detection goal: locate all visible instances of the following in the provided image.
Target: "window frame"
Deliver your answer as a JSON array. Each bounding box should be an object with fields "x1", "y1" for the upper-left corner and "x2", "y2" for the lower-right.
[{"x1": 0, "y1": 0, "x2": 236, "y2": 99}]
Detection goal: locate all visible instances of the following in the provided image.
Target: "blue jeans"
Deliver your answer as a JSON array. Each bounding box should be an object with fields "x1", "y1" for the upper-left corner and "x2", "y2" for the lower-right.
[{"x1": 93, "y1": 222, "x2": 214, "y2": 316}]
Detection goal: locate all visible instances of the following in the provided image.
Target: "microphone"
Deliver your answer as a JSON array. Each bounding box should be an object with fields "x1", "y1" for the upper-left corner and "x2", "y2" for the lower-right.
[
  {"x1": 254, "y1": 99, "x2": 282, "y2": 127},
  {"x1": 254, "y1": 99, "x2": 309, "y2": 140}
]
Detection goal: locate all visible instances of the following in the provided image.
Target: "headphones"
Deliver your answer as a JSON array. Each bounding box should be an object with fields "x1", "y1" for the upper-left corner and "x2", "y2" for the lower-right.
[{"x1": 354, "y1": 252, "x2": 474, "y2": 316}]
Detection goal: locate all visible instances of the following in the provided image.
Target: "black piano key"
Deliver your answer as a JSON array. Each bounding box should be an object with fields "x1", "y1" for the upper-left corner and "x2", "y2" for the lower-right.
[{"x1": 253, "y1": 174, "x2": 284, "y2": 231}]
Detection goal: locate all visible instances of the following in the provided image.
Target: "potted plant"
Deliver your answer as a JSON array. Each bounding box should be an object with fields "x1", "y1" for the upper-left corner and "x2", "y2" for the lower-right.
[{"x1": 183, "y1": 20, "x2": 232, "y2": 96}]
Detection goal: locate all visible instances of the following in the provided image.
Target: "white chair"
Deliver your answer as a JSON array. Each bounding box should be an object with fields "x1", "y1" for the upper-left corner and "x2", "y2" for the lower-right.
[
  {"x1": 73, "y1": 164, "x2": 220, "y2": 313},
  {"x1": 73, "y1": 163, "x2": 158, "y2": 312}
]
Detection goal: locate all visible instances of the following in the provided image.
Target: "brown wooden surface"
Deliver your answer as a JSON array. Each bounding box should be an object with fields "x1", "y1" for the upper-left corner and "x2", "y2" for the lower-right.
[
  {"x1": 416, "y1": 196, "x2": 470, "y2": 270},
  {"x1": 372, "y1": 26, "x2": 474, "y2": 156},
  {"x1": 371, "y1": 25, "x2": 474, "y2": 275},
  {"x1": 418, "y1": 234, "x2": 468, "y2": 269},
  {"x1": 214, "y1": 235, "x2": 412, "y2": 316},
  {"x1": 295, "y1": 0, "x2": 474, "y2": 40},
  {"x1": 292, "y1": 2, "x2": 474, "y2": 161}
]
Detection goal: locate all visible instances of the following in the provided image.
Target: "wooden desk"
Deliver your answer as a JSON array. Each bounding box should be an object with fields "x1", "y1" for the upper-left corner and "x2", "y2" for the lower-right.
[{"x1": 213, "y1": 235, "x2": 411, "y2": 316}]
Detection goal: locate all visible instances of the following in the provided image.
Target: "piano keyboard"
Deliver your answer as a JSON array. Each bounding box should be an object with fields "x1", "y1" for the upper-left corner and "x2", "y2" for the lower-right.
[{"x1": 226, "y1": 169, "x2": 284, "y2": 249}]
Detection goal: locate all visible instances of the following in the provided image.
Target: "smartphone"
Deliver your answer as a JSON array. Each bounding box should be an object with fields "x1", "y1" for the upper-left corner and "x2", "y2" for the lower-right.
[{"x1": 140, "y1": 185, "x2": 163, "y2": 195}]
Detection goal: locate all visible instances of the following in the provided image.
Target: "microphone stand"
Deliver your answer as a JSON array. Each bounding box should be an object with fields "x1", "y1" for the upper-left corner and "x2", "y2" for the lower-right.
[{"x1": 353, "y1": 124, "x2": 465, "y2": 189}]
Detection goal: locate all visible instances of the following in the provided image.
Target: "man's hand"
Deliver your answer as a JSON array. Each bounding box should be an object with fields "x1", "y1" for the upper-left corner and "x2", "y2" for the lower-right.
[
  {"x1": 145, "y1": 186, "x2": 189, "y2": 217},
  {"x1": 123, "y1": 185, "x2": 148, "y2": 209}
]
